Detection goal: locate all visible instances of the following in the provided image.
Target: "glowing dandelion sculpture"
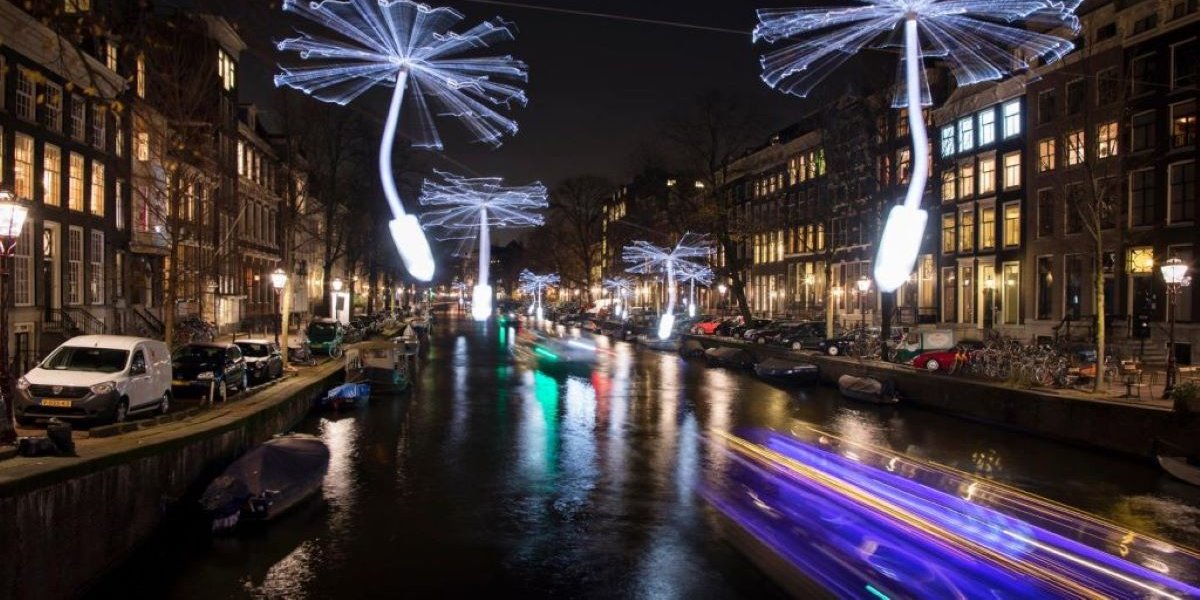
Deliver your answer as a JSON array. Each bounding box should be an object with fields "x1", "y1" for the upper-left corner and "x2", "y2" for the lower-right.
[
  {"x1": 603, "y1": 276, "x2": 635, "y2": 320},
  {"x1": 676, "y1": 263, "x2": 715, "y2": 318},
  {"x1": 755, "y1": 0, "x2": 1080, "y2": 292},
  {"x1": 451, "y1": 280, "x2": 468, "y2": 307},
  {"x1": 420, "y1": 170, "x2": 547, "y2": 321},
  {"x1": 623, "y1": 234, "x2": 713, "y2": 340},
  {"x1": 275, "y1": 0, "x2": 530, "y2": 283},
  {"x1": 519, "y1": 270, "x2": 559, "y2": 321}
]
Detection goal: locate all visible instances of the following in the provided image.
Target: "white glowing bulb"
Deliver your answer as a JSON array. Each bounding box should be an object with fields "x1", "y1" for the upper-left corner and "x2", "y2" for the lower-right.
[
  {"x1": 389, "y1": 215, "x2": 435, "y2": 282},
  {"x1": 472, "y1": 284, "x2": 492, "y2": 321}
]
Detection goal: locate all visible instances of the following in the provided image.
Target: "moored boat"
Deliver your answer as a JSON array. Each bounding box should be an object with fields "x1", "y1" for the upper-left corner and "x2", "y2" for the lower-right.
[
  {"x1": 346, "y1": 341, "x2": 411, "y2": 392},
  {"x1": 837, "y1": 374, "x2": 899, "y2": 404},
  {"x1": 679, "y1": 339, "x2": 706, "y2": 358},
  {"x1": 1158, "y1": 455, "x2": 1200, "y2": 486},
  {"x1": 754, "y1": 358, "x2": 819, "y2": 383},
  {"x1": 705, "y1": 347, "x2": 755, "y2": 369},
  {"x1": 641, "y1": 337, "x2": 682, "y2": 352},
  {"x1": 318, "y1": 382, "x2": 371, "y2": 410},
  {"x1": 201, "y1": 434, "x2": 330, "y2": 532}
]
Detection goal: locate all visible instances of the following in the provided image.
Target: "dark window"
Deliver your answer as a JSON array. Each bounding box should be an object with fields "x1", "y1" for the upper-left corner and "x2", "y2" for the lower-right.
[
  {"x1": 1130, "y1": 54, "x2": 1156, "y2": 96},
  {"x1": 1065, "y1": 255, "x2": 1084, "y2": 319},
  {"x1": 1129, "y1": 168, "x2": 1156, "y2": 226},
  {"x1": 1038, "y1": 90, "x2": 1056, "y2": 124},
  {"x1": 1130, "y1": 110, "x2": 1156, "y2": 151},
  {"x1": 1174, "y1": 39, "x2": 1198, "y2": 88},
  {"x1": 1170, "y1": 161, "x2": 1196, "y2": 223},
  {"x1": 1095, "y1": 22, "x2": 1117, "y2": 41},
  {"x1": 1066, "y1": 79, "x2": 1085, "y2": 115},
  {"x1": 1132, "y1": 13, "x2": 1158, "y2": 34},
  {"x1": 1065, "y1": 184, "x2": 1084, "y2": 233},
  {"x1": 1097, "y1": 68, "x2": 1120, "y2": 105},
  {"x1": 1037, "y1": 256, "x2": 1053, "y2": 320},
  {"x1": 1037, "y1": 189, "x2": 1055, "y2": 237}
]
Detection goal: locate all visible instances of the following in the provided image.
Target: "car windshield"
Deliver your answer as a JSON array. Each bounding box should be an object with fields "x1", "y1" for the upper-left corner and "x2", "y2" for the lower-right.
[
  {"x1": 41, "y1": 346, "x2": 129, "y2": 373},
  {"x1": 309, "y1": 323, "x2": 338, "y2": 339},
  {"x1": 236, "y1": 343, "x2": 271, "y2": 357},
  {"x1": 173, "y1": 346, "x2": 225, "y2": 363}
]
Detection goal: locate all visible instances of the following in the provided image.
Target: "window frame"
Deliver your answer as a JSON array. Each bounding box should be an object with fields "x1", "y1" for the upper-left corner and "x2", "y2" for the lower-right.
[{"x1": 1002, "y1": 201, "x2": 1021, "y2": 247}]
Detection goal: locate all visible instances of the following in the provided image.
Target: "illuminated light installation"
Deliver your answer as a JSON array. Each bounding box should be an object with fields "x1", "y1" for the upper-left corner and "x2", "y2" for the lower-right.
[
  {"x1": 519, "y1": 270, "x2": 559, "y2": 322},
  {"x1": 451, "y1": 280, "x2": 468, "y2": 307},
  {"x1": 676, "y1": 263, "x2": 715, "y2": 318},
  {"x1": 755, "y1": 0, "x2": 1080, "y2": 292},
  {"x1": 275, "y1": 0, "x2": 530, "y2": 283},
  {"x1": 623, "y1": 234, "x2": 713, "y2": 340},
  {"x1": 420, "y1": 170, "x2": 547, "y2": 321},
  {"x1": 603, "y1": 276, "x2": 635, "y2": 320}
]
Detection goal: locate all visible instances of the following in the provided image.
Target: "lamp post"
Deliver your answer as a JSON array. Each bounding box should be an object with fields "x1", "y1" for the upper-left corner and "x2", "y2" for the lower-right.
[
  {"x1": 717, "y1": 283, "x2": 727, "y2": 312},
  {"x1": 1161, "y1": 257, "x2": 1192, "y2": 399},
  {"x1": 331, "y1": 277, "x2": 344, "y2": 323},
  {"x1": 985, "y1": 275, "x2": 996, "y2": 330},
  {"x1": 270, "y1": 268, "x2": 288, "y2": 346},
  {"x1": 0, "y1": 192, "x2": 30, "y2": 443},
  {"x1": 856, "y1": 275, "x2": 871, "y2": 330}
]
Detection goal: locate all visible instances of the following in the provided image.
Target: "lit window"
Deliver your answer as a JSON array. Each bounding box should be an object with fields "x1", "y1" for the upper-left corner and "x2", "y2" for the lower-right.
[
  {"x1": 135, "y1": 126, "x2": 149, "y2": 162},
  {"x1": 91, "y1": 161, "x2": 105, "y2": 216},
  {"x1": 63, "y1": 0, "x2": 90, "y2": 13},
  {"x1": 941, "y1": 170, "x2": 956, "y2": 202},
  {"x1": 897, "y1": 148, "x2": 911, "y2": 184},
  {"x1": 942, "y1": 213, "x2": 956, "y2": 254},
  {"x1": 92, "y1": 105, "x2": 106, "y2": 150},
  {"x1": 1097, "y1": 121, "x2": 1118, "y2": 158},
  {"x1": 69, "y1": 153, "x2": 85, "y2": 211},
  {"x1": 217, "y1": 49, "x2": 237, "y2": 92},
  {"x1": 1128, "y1": 247, "x2": 1155, "y2": 274},
  {"x1": 89, "y1": 230, "x2": 104, "y2": 305},
  {"x1": 1003, "y1": 202, "x2": 1021, "y2": 247},
  {"x1": 978, "y1": 107, "x2": 996, "y2": 146},
  {"x1": 115, "y1": 179, "x2": 125, "y2": 231},
  {"x1": 106, "y1": 41, "x2": 118, "y2": 72},
  {"x1": 14, "y1": 134, "x2": 33, "y2": 199},
  {"x1": 1002, "y1": 100, "x2": 1021, "y2": 138},
  {"x1": 1002, "y1": 152, "x2": 1021, "y2": 189},
  {"x1": 1066, "y1": 129, "x2": 1085, "y2": 165},
  {"x1": 1171, "y1": 100, "x2": 1196, "y2": 148},
  {"x1": 958, "y1": 116, "x2": 975, "y2": 152},
  {"x1": 978, "y1": 157, "x2": 996, "y2": 194},
  {"x1": 43, "y1": 144, "x2": 62, "y2": 206},
  {"x1": 14, "y1": 69, "x2": 34, "y2": 121},
  {"x1": 1038, "y1": 138, "x2": 1056, "y2": 172},
  {"x1": 940, "y1": 126, "x2": 955, "y2": 157},
  {"x1": 68, "y1": 227, "x2": 83, "y2": 305},
  {"x1": 980, "y1": 205, "x2": 996, "y2": 249},
  {"x1": 136, "y1": 54, "x2": 145, "y2": 98},
  {"x1": 43, "y1": 84, "x2": 62, "y2": 132},
  {"x1": 114, "y1": 115, "x2": 124, "y2": 157},
  {"x1": 959, "y1": 208, "x2": 975, "y2": 252},
  {"x1": 959, "y1": 162, "x2": 975, "y2": 197}
]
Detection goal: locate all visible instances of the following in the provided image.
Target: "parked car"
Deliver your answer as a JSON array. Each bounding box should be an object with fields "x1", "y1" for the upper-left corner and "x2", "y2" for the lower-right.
[
  {"x1": 15, "y1": 335, "x2": 172, "y2": 425},
  {"x1": 307, "y1": 319, "x2": 345, "y2": 358},
  {"x1": 774, "y1": 322, "x2": 824, "y2": 350},
  {"x1": 691, "y1": 317, "x2": 726, "y2": 335},
  {"x1": 235, "y1": 339, "x2": 284, "y2": 384},
  {"x1": 818, "y1": 334, "x2": 857, "y2": 356},
  {"x1": 748, "y1": 321, "x2": 804, "y2": 344},
  {"x1": 911, "y1": 341, "x2": 986, "y2": 372},
  {"x1": 738, "y1": 319, "x2": 775, "y2": 340},
  {"x1": 171, "y1": 343, "x2": 249, "y2": 405}
]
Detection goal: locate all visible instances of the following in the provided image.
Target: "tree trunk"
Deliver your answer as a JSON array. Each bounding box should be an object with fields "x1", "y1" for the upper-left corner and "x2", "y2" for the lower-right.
[
  {"x1": 718, "y1": 233, "x2": 752, "y2": 323},
  {"x1": 1093, "y1": 244, "x2": 1106, "y2": 391},
  {"x1": 163, "y1": 251, "x2": 178, "y2": 347},
  {"x1": 880, "y1": 290, "x2": 894, "y2": 361},
  {"x1": 824, "y1": 260, "x2": 835, "y2": 338},
  {"x1": 279, "y1": 278, "x2": 292, "y2": 369}
]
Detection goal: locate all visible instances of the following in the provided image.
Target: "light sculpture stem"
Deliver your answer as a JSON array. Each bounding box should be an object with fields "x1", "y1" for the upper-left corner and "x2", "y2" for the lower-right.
[
  {"x1": 472, "y1": 206, "x2": 493, "y2": 321},
  {"x1": 871, "y1": 16, "x2": 929, "y2": 293},
  {"x1": 688, "y1": 279, "x2": 696, "y2": 318},
  {"x1": 658, "y1": 261, "x2": 677, "y2": 340},
  {"x1": 382, "y1": 70, "x2": 436, "y2": 282},
  {"x1": 903, "y1": 18, "x2": 929, "y2": 213}
]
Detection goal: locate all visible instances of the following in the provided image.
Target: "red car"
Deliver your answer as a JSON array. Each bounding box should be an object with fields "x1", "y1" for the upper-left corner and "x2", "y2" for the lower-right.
[
  {"x1": 912, "y1": 347, "x2": 967, "y2": 372},
  {"x1": 691, "y1": 317, "x2": 724, "y2": 335}
]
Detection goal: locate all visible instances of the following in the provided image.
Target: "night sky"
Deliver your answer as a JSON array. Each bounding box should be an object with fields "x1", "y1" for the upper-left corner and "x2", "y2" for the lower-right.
[{"x1": 222, "y1": 0, "x2": 815, "y2": 187}]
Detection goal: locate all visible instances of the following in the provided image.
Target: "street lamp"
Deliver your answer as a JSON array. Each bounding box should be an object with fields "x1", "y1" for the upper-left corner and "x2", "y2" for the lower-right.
[
  {"x1": 270, "y1": 268, "x2": 288, "y2": 346},
  {"x1": 0, "y1": 192, "x2": 30, "y2": 442},
  {"x1": 1161, "y1": 257, "x2": 1192, "y2": 399},
  {"x1": 331, "y1": 277, "x2": 344, "y2": 323},
  {"x1": 856, "y1": 275, "x2": 871, "y2": 329}
]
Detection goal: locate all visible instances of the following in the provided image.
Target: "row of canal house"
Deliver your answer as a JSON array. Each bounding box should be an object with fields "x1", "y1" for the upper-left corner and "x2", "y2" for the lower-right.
[
  {"x1": 726, "y1": 0, "x2": 1198, "y2": 364},
  {"x1": 0, "y1": 1, "x2": 338, "y2": 371}
]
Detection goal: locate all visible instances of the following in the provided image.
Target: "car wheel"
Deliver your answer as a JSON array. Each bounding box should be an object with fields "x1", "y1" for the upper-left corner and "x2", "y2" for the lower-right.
[
  {"x1": 791, "y1": 341, "x2": 803, "y2": 350},
  {"x1": 217, "y1": 380, "x2": 228, "y2": 404},
  {"x1": 925, "y1": 359, "x2": 940, "y2": 372},
  {"x1": 159, "y1": 391, "x2": 171, "y2": 415},
  {"x1": 114, "y1": 398, "x2": 129, "y2": 424},
  {"x1": 756, "y1": 337, "x2": 766, "y2": 345},
  {"x1": 330, "y1": 344, "x2": 344, "y2": 359},
  {"x1": 827, "y1": 345, "x2": 840, "y2": 356},
  {"x1": 241, "y1": 372, "x2": 249, "y2": 391}
]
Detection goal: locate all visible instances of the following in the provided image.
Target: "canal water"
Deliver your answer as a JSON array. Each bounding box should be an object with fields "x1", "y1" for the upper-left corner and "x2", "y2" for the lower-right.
[{"x1": 93, "y1": 317, "x2": 1200, "y2": 598}]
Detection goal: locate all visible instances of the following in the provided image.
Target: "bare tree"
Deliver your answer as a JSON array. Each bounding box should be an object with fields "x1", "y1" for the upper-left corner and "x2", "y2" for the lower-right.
[
  {"x1": 661, "y1": 90, "x2": 766, "y2": 323},
  {"x1": 548, "y1": 175, "x2": 614, "y2": 300}
]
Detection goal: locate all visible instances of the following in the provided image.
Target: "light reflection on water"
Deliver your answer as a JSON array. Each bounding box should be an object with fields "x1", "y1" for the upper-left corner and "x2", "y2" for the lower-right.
[{"x1": 91, "y1": 316, "x2": 1200, "y2": 599}]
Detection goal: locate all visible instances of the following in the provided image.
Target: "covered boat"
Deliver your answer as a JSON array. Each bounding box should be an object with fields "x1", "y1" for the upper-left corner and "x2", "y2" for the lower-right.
[
  {"x1": 1158, "y1": 455, "x2": 1200, "y2": 486},
  {"x1": 346, "y1": 341, "x2": 411, "y2": 392},
  {"x1": 201, "y1": 434, "x2": 330, "y2": 532},
  {"x1": 837, "y1": 374, "x2": 899, "y2": 404},
  {"x1": 754, "y1": 358, "x2": 819, "y2": 383},
  {"x1": 679, "y1": 339, "x2": 706, "y2": 358},
  {"x1": 705, "y1": 347, "x2": 755, "y2": 369},
  {"x1": 318, "y1": 382, "x2": 371, "y2": 410},
  {"x1": 641, "y1": 337, "x2": 681, "y2": 352}
]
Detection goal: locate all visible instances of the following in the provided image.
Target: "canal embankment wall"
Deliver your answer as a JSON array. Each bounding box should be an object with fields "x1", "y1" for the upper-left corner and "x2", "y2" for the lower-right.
[
  {"x1": 685, "y1": 335, "x2": 1200, "y2": 459},
  {"x1": 0, "y1": 362, "x2": 342, "y2": 600}
]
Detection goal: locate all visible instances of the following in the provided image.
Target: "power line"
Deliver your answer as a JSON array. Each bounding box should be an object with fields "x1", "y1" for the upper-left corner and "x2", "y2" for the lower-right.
[{"x1": 460, "y1": 0, "x2": 750, "y2": 36}]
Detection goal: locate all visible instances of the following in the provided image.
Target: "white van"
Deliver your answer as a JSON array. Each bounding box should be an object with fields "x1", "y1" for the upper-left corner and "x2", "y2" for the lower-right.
[{"x1": 16, "y1": 335, "x2": 173, "y2": 425}]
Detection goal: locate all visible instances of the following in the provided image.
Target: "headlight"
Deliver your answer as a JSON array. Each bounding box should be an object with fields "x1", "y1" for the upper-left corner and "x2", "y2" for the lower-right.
[
  {"x1": 16, "y1": 377, "x2": 29, "y2": 390},
  {"x1": 197, "y1": 371, "x2": 215, "y2": 380},
  {"x1": 90, "y1": 381, "x2": 115, "y2": 395}
]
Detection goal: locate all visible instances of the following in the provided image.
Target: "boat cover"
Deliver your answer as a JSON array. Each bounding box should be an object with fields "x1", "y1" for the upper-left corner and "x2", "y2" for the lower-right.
[{"x1": 200, "y1": 435, "x2": 329, "y2": 519}]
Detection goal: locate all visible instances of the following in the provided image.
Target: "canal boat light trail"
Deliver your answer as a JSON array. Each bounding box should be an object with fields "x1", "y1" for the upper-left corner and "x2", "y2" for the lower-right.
[{"x1": 704, "y1": 428, "x2": 1200, "y2": 598}]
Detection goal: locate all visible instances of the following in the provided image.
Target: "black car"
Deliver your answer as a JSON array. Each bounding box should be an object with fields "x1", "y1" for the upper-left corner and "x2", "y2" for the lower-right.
[
  {"x1": 818, "y1": 334, "x2": 858, "y2": 356},
  {"x1": 171, "y1": 343, "x2": 249, "y2": 404},
  {"x1": 748, "y1": 321, "x2": 807, "y2": 344},
  {"x1": 234, "y1": 339, "x2": 284, "y2": 384},
  {"x1": 729, "y1": 319, "x2": 772, "y2": 339},
  {"x1": 776, "y1": 322, "x2": 828, "y2": 350}
]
